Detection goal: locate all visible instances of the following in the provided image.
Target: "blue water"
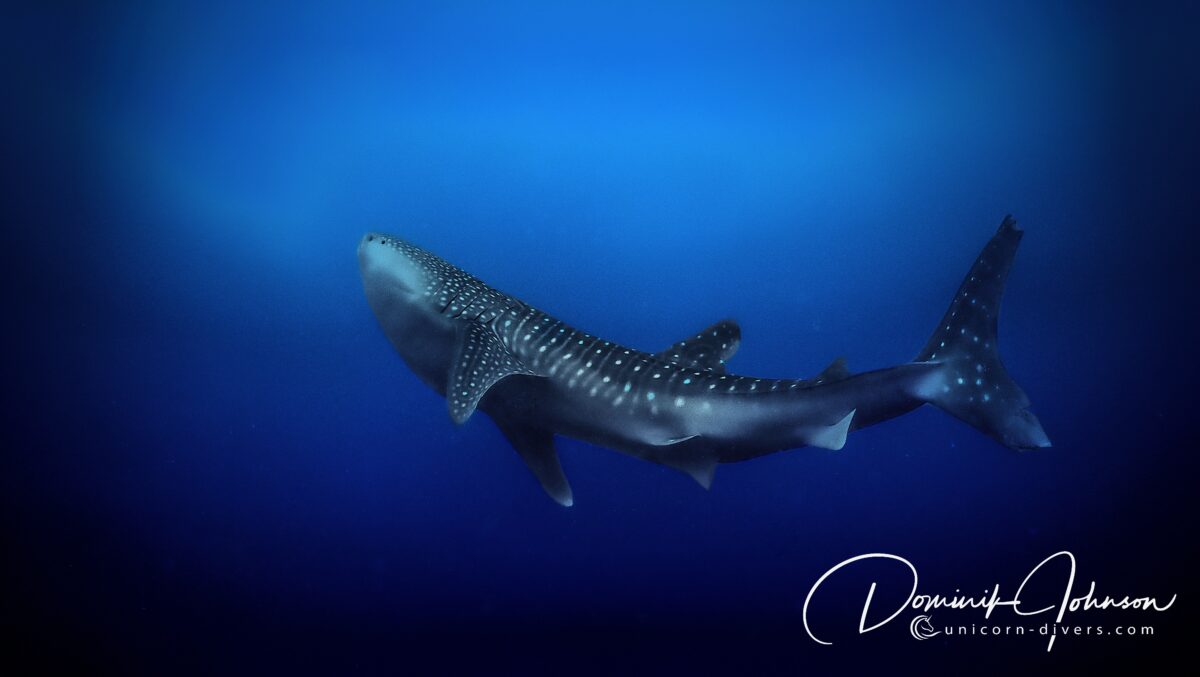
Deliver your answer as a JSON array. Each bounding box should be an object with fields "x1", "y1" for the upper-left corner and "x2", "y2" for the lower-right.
[{"x1": 6, "y1": 1, "x2": 1195, "y2": 673}]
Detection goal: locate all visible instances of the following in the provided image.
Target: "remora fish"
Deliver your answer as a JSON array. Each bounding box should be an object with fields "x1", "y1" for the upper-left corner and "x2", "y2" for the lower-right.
[{"x1": 359, "y1": 216, "x2": 1050, "y2": 505}]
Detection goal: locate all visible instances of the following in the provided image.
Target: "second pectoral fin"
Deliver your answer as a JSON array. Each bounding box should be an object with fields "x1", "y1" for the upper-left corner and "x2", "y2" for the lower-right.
[{"x1": 495, "y1": 418, "x2": 573, "y2": 507}]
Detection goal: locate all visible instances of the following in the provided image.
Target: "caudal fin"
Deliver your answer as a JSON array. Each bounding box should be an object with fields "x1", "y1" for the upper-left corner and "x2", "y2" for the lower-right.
[{"x1": 914, "y1": 216, "x2": 1050, "y2": 450}]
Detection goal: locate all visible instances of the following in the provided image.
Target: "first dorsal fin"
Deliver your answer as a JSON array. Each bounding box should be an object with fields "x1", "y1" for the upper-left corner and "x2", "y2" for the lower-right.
[
  {"x1": 656, "y1": 319, "x2": 740, "y2": 373},
  {"x1": 447, "y1": 321, "x2": 535, "y2": 425}
]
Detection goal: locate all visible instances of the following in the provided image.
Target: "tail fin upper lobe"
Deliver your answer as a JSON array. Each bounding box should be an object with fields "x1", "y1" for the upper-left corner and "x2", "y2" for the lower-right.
[{"x1": 914, "y1": 216, "x2": 1050, "y2": 450}]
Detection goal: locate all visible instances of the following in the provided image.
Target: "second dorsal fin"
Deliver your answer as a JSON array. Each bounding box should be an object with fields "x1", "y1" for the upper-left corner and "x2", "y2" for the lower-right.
[{"x1": 813, "y1": 356, "x2": 850, "y2": 384}]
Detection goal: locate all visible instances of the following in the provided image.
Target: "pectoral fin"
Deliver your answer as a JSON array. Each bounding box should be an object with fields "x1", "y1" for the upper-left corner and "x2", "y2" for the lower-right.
[
  {"x1": 447, "y1": 321, "x2": 535, "y2": 425},
  {"x1": 495, "y1": 418, "x2": 573, "y2": 507}
]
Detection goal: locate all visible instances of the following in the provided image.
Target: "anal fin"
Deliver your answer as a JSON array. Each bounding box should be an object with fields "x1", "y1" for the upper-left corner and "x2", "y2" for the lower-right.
[
  {"x1": 652, "y1": 435, "x2": 717, "y2": 489},
  {"x1": 805, "y1": 409, "x2": 856, "y2": 451},
  {"x1": 676, "y1": 457, "x2": 717, "y2": 490}
]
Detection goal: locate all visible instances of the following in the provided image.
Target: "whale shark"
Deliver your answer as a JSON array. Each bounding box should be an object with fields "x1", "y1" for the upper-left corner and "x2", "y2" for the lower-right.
[{"x1": 359, "y1": 216, "x2": 1050, "y2": 506}]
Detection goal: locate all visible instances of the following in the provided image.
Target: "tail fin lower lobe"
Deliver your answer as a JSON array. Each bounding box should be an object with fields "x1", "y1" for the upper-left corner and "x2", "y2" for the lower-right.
[{"x1": 914, "y1": 216, "x2": 1050, "y2": 450}]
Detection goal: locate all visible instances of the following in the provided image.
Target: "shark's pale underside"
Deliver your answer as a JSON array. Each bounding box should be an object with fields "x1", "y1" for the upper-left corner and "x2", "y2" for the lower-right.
[{"x1": 359, "y1": 216, "x2": 1050, "y2": 505}]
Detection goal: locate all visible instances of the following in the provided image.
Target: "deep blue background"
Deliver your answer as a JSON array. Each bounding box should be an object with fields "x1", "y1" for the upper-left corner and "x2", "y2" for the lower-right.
[{"x1": 4, "y1": 1, "x2": 1197, "y2": 673}]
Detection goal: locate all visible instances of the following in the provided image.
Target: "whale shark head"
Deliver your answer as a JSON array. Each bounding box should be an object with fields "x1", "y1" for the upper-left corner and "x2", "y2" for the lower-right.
[
  {"x1": 359, "y1": 232, "x2": 514, "y2": 324},
  {"x1": 360, "y1": 232, "x2": 497, "y2": 394},
  {"x1": 358, "y1": 232, "x2": 428, "y2": 299}
]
